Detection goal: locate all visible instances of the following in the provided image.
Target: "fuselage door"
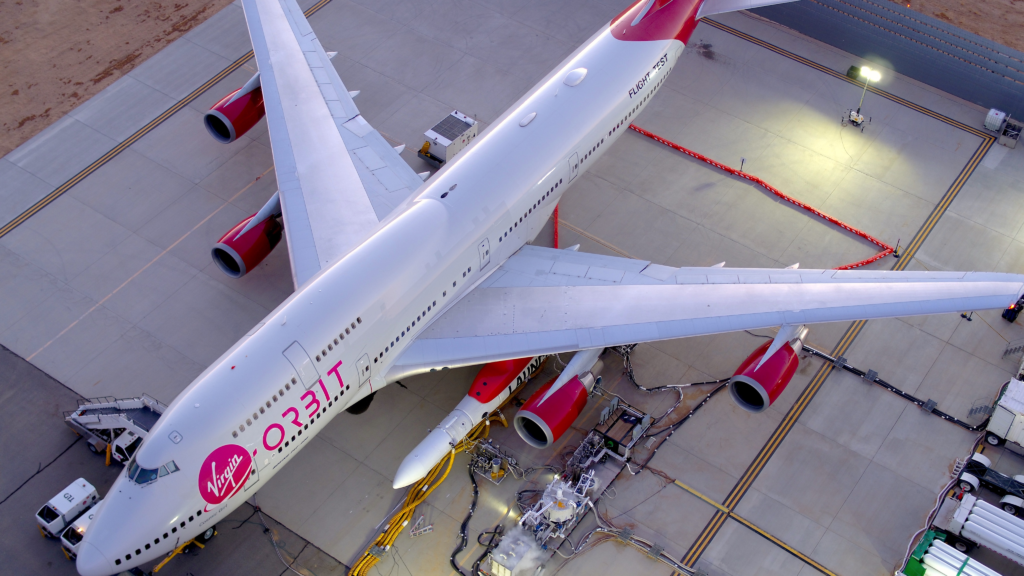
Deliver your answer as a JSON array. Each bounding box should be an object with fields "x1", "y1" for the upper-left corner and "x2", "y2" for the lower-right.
[
  {"x1": 569, "y1": 152, "x2": 579, "y2": 182},
  {"x1": 357, "y1": 354, "x2": 371, "y2": 385},
  {"x1": 283, "y1": 341, "x2": 320, "y2": 389},
  {"x1": 478, "y1": 238, "x2": 491, "y2": 269}
]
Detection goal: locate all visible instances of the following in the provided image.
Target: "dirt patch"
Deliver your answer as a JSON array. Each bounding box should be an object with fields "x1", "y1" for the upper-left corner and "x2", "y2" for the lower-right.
[
  {"x1": 890, "y1": 0, "x2": 1024, "y2": 54},
  {"x1": 0, "y1": 0, "x2": 234, "y2": 158}
]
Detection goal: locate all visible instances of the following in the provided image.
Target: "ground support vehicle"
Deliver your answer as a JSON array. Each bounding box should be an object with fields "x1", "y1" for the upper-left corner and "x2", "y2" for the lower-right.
[{"x1": 36, "y1": 478, "x2": 98, "y2": 538}]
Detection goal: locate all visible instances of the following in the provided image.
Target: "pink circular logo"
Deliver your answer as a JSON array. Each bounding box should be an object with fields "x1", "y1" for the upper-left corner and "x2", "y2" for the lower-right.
[{"x1": 198, "y1": 444, "x2": 252, "y2": 506}]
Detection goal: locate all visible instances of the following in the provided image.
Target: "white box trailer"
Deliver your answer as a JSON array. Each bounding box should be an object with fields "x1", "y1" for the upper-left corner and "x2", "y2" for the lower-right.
[
  {"x1": 60, "y1": 499, "x2": 101, "y2": 559},
  {"x1": 986, "y1": 380, "x2": 1024, "y2": 455},
  {"x1": 35, "y1": 478, "x2": 98, "y2": 538},
  {"x1": 417, "y1": 110, "x2": 477, "y2": 167}
]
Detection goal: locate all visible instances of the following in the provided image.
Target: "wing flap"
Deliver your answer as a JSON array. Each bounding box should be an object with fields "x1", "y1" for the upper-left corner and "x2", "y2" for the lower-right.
[
  {"x1": 391, "y1": 246, "x2": 1024, "y2": 377},
  {"x1": 241, "y1": 0, "x2": 424, "y2": 287}
]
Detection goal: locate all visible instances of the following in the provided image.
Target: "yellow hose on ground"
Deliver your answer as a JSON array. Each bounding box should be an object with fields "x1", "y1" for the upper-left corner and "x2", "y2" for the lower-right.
[
  {"x1": 349, "y1": 362, "x2": 545, "y2": 575},
  {"x1": 349, "y1": 422, "x2": 490, "y2": 575}
]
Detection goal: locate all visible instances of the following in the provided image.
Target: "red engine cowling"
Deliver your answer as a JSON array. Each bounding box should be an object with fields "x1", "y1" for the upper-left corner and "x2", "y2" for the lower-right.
[
  {"x1": 729, "y1": 340, "x2": 800, "y2": 413},
  {"x1": 204, "y1": 87, "x2": 265, "y2": 143},
  {"x1": 211, "y1": 214, "x2": 282, "y2": 278},
  {"x1": 514, "y1": 375, "x2": 590, "y2": 448}
]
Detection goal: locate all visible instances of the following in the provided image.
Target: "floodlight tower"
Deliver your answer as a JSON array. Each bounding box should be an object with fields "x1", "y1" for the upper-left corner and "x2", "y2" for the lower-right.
[{"x1": 857, "y1": 66, "x2": 881, "y2": 113}]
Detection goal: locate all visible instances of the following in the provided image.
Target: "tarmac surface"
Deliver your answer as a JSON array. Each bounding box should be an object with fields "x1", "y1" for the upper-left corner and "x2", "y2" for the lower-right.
[{"x1": 2, "y1": 1, "x2": 1024, "y2": 575}]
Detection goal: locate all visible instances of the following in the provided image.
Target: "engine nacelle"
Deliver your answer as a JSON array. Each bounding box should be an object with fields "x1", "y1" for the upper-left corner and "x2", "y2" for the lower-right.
[
  {"x1": 204, "y1": 87, "x2": 265, "y2": 143},
  {"x1": 211, "y1": 214, "x2": 282, "y2": 278},
  {"x1": 729, "y1": 340, "x2": 801, "y2": 413},
  {"x1": 514, "y1": 373, "x2": 594, "y2": 449}
]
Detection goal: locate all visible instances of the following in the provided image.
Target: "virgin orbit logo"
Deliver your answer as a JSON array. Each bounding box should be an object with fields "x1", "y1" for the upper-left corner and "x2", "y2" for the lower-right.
[{"x1": 198, "y1": 444, "x2": 251, "y2": 506}]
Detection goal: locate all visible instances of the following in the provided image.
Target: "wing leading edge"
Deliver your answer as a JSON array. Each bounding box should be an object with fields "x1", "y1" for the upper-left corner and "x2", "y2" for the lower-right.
[
  {"x1": 389, "y1": 246, "x2": 1024, "y2": 379},
  {"x1": 241, "y1": 0, "x2": 424, "y2": 288}
]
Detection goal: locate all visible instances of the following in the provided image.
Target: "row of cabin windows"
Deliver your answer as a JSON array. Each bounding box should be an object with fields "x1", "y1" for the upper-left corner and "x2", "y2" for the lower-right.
[
  {"x1": 606, "y1": 66, "x2": 670, "y2": 139},
  {"x1": 275, "y1": 386, "x2": 347, "y2": 454},
  {"x1": 114, "y1": 507, "x2": 207, "y2": 566},
  {"x1": 375, "y1": 299, "x2": 439, "y2": 363},
  {"x1": 316, "y1": 317, "x2": 363, "y2": 363},
  {"x1": 232, "y1": 378, "x2": 295, "y2": 439},
  {"x1": 499, "y1": 179, "x2": 562, "y2": 243},
  {"x1": 581, "y1": 138, "x2": 606, "y2": 166}
]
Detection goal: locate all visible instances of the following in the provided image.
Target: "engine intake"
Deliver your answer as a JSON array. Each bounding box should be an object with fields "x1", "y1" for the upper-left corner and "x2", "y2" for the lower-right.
[
  {"x1": 204, "y1": 87, "x2": 265, "y2": 144},
  {"x1": 514, "y1": 373, "x2": 595, "y2": 449},
  {"x1": 729, "y1": 339, "x2": 802, "y2": 413},
  {"x1": 212, "y1": 214, "x2": 282, "y2": 278}
]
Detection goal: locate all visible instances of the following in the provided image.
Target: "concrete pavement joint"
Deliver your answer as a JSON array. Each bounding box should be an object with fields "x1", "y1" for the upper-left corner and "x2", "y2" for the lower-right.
[
  {"x1": 679, "y1": 20, "x2": 997, "y2": 569},
  {"x1": 0, "y1": 0, "x2": 335, "y2": 240}
]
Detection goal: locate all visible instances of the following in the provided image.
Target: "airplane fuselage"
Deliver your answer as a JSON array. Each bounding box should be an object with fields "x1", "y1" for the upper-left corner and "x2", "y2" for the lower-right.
[{"x1": 78, "y1": 1, "x2": 700, "y2": 572}]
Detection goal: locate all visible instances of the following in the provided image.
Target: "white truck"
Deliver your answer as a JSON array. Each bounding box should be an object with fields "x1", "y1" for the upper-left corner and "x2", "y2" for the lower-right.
[
  {"x1": 60, "y1": 500, "x2": 101, "y2": 560},
  {"x1": 35, "y1": 478, "x2": 99, "y2": 539},
  {"x1": 64, "y1": 395, "x2": 167, "y2": 463},
  {"x1": 933, "y1": 491, "x2": 1024, "y2": 566},
  {"x1": 984, "y1": 379, "x2": 1024, "y2": 453}
]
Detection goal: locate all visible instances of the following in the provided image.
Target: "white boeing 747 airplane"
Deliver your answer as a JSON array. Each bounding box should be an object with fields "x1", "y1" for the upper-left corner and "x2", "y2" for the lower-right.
[{"x1": 76, "y1": 0, "x2": 1024, "y2": 573}]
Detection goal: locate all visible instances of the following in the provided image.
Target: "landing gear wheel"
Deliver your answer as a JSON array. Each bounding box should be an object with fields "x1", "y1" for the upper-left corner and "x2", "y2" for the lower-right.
[
  {"x1": 986, "y1": 432, "x2": 1004, "y2": 446},
  {"x1": 196, "y1": 525, "x2": 216, "y2": 543}
]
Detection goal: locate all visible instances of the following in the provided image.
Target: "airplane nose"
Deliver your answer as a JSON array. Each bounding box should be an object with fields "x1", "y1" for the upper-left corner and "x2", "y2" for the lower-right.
[{"x1": 76, "y1": 541, "x2": 115, "y2": 576}]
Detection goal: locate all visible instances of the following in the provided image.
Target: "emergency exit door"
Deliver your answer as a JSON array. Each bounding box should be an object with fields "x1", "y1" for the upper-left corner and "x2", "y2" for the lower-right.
[
  {"x1": 357, "y1": 354, "x2": 371, "y2": 386},
  {"x1": 283, "y1": 341, "x2": 320, "y2": 389},
  {"x1": 478, "y1": 238, "x2": 491, "y2": 268},
  {"x1": 569, "y1": 153, "x2": 579, "y2": 182}
]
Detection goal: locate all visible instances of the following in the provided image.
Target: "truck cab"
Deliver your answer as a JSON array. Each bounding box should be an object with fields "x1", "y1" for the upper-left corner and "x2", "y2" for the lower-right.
[
  {"x1": 112, "y1": 430, "x2": 143, "y2": 464},
  {"x1": 61, "y1": 500, "x2": 101, "y2": 559}
]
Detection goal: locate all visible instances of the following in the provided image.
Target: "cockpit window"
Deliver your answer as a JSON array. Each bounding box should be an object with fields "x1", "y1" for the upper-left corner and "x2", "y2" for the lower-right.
[
  {"x1": 135, "y1": 467, "x2": 159, "y2": 484},
  {"x1": 128, "y1": 458, "x2": 180, "y2": 484}
]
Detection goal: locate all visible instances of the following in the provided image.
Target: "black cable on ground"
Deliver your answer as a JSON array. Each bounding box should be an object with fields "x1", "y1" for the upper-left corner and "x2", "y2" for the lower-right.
[
  {"x1": 801, "y1": 344, "x2": 994, "y2": 431},
  {"x1": 472, "y1": 527, "x2": 502, "y2": 574},
  {"x1": 450, "y1": 465, "x2": 478, "y2": 576}
]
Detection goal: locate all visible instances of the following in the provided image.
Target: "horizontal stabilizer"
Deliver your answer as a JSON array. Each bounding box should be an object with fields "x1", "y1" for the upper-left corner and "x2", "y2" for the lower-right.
[{"x1": 696, "y1": 0, "x2": 799, "y2": 20}]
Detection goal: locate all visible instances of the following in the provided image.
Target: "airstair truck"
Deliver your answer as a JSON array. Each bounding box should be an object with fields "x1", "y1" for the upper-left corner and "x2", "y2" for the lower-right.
[{"x1": 64, "y1": 395, "x2": 167, "y2": 463}]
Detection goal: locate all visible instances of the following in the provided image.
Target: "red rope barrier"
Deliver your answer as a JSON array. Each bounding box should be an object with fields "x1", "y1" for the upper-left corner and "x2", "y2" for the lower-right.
[
  {"x1": 553, "y1": 204, "x2": 559, "y2": 249},
  {"x1": 628, "y1": 124, "x2": 894, "y2": 270}
]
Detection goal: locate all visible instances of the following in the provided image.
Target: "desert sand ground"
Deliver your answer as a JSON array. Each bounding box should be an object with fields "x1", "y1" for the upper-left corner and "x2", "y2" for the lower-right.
[
  {"x1": 895, "y1": 0, "x2": 1024, "y2": 54},
  {"x1": 0, "y1": 0, "x2": 233, "y2": 158},
  {"x1": 0, "y1": 0, "x2": 1021, "y2": 165}
]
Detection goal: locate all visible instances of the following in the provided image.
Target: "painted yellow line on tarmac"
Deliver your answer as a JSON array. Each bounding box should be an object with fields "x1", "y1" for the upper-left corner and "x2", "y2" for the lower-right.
[
  {"x1": 0, "y1": 0, "x2": 335, "y2": 239},
  {"x1": 671, "y1": 480, "x2": 838, "y2": 576},
  {"x1": 702, "y1": 19, "x2": 991, "y2": 139},
  {"x1": 681, "y1": 19, "x2": 998, "y2": 569}
]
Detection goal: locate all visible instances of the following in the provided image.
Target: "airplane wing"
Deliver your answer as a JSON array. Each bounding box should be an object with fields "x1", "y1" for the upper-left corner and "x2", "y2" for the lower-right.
[
  {"x1": 390, "y1": 246, "x2": 1024, "y2": 377},
  {"x1": 241, "y1": 0, "x2": 425, "y2": 287}
]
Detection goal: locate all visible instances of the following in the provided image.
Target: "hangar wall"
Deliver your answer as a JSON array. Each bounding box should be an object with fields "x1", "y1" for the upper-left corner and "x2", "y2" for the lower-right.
[{"x1": 749, "y1": 0, "x2": 1024, "y2": 120}]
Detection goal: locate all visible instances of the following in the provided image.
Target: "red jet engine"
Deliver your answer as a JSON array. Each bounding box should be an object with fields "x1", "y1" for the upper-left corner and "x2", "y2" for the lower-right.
[
  {"x1": 211, "y1": 214, "x2": 282, "y2": 278},
  {"x1": 204, "y1": 87, "x2": 265, "y2": 144},
  {"x1": 729, "y1": 330, "x2": 806, "y2": 413},
  {"x1": 514, "y1": 373, "x2": 596, "y2": 449}
]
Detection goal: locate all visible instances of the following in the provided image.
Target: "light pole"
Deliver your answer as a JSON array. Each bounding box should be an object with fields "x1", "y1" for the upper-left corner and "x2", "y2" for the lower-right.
[{"x1": 857, "y1": 66, "x2": 881, "y2": 113}]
